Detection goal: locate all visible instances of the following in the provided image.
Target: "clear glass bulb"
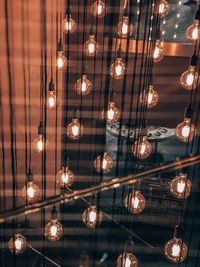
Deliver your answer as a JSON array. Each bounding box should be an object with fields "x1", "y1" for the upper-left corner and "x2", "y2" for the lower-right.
[
  {"x1": 47, "y1": 91, "x2": 56, "y2": 110},
  {"x1": 186, "y1": 20, "x2": 200, "y2": 42},
  {"x1": 164, "y1": 237, "x2": 188, "y2": 263},
  {"x1": 22, "y1": 181, "x2": 40, "y2": 203},
  {"x1": 158, "y1": 0, "x2": 170, "y2": 19},
  {"x1": 56, "y1": 51, "x2": 67, "y2": 71},
  {"x1": 117, "y1": 16, "x2": 133, "y2": 38},
  {"x1": 82, "y1": 206, "x2": 103, "y2": 229},
  {"x1": 103, "y1": 102, "x2": 120, "y2": 124},
  {"x1": 32, "y1": 134, "x2": 45, "y2": 153},
  {"x1": 63, "y1": 14, "x2": 76, "y2": 34},
  {"x1": 170, "y1": 173, "x2": 192, "y2": 199},
  {"x1": 67, "y1": 118, "x2": 83, "y2": 140},
  {"x1": 132, "y1": 136, "x2": 152, "y2": 160},
  {"x1": 125, "y1": 190, "x2": 146, "y2": 214},
  {"x1": 91, "y1": 0, "x2": 106, "y2": 18},
  {"x1": 140, "y1": 85, "x2": 159, "y2": 109},
  {"x1": 8, "y1": 234, "x2": 27, "y2": 255},
  {"x1": 153, "y1": 40, "x2": 164, "y2": 63},
  {"x1": 84, "y1": 35, "x2": 99, "y2": 57},
  {"x1": 45, "y1": 219, "x2": 63, "y2": 241},
  {"x1": 56, "y1": 166, "x2": 75, "y2": 188},
  {"x1": 176, "y1": 117, "x2": 196, "y2": 142},
  {"x1": 117, "y1": 252, "x2": 138, "y2": 267},
  {"x1": 110, "y1": 58, "x2": 125, "y2": 79},
  {"x1": 75, "y1": 75, "x2": 92, "y2": 95},
  {"x1": 180, "y1": 66, "x2": 198, "y2": 90},
  {"x1": 94, "y1": 152, "x2": 113, "y2": 174}
]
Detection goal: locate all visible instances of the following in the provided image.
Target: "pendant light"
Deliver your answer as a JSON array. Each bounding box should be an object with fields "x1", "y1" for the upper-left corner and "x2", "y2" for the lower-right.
[
  {"x1": 22, "y1": 169, "x2": 40, "y2": 203},
  {"x1": 56, "y1": 157, "x2": 75, "y2": 188},
  {"x1": 180, "y1": 54, "x2": 198, "y2": 90},
  {"x1": 110, "y1": 44, "x2": 125, "y2": 80},
  {"x1": 55, "y1": 39, "x2": 67, "y2": 71},
  {"x1": 45, "y1": 207, "x2": 63, "y2": 241},
  {"x1": 47, "y1": 78, "x2": 57, "y2": 110},
  {"x1": 186, "y1": 6, "x2": 200, "y2": 42},
  {"x1": 82, "y1": 205, "x2": 103, "y2": 229},
  {"x1": 117, "y1": 239, "x2": 138, "y2": 267},
  {"x1": 170, "y1": 172, "x2": 192, "y2": 199},
  {"x1": 67, "y1": 107, "x2": 84, "y2": 140},
  {"x1": 94, "y1": 145, "x2": 113, "y2": 174}
]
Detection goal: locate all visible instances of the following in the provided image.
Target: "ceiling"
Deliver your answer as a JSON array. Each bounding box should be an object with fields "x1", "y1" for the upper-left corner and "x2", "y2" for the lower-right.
[{"x1": 0, "y1": 0, "x2": 200, "y2": 267}]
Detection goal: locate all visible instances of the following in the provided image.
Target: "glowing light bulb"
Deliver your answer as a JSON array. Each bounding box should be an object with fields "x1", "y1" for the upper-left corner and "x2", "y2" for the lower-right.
[
  {"x1": 153, "y1": 40, "x2": 164, "y2": 63},
  {"x1": 170, "y1": 173, "x2": 192, "y2": 199},
  {"x1": 110, "y1": 58, "x2": 125, "y2": 79},
  {"x1": 176, "y1": 118, "x2": 195, "y2": 142},
  {"x1": 75, "y1": 75, "x2": 92, "y2": 95},
  {"x1": 180, "y1": 66, "x2": 198, "y2": 90},
  {"x1": 67, "y1": 118, "x2": 83, "y2": 140},
  {"x1": 63, "y1": 15, "x2": 76, "y2": 34},
  {"x1": 22, "y1": 181, "x2": 40, "y2": 203},
  {"x1": 8, "y1": 234, "x2": 27, "y2": 255},
  {"x1": 56, "y1": 51, "x2": 67, "y2": 71},
  {"x1": 56, "y1": 166, "x2": 75, "y2": 188},
  {"x1": 125, "y1": 190, "x2": 146, "y2": 214},
  {"x1": 103, "y1": 102, "x2": 120, "y2": 124},
  {"x1": 32, "y1": 133, "x2": 45, "y2": 154},
  {"x1": 117, "y1": 252, "x2": 138, "y2": 267},
  {"x1": 186, "y1": 20, "x2": 200, "y2": 42},
  {"x1": 165, "y1": 237, "x2": 187, "y2": 263},
  {"x1": 82, "y1": 206, "x2": 103, "y2": 229},
  {"x1": 132, "y1": 136, "x2": 152, "y2": 160},
  {"x1": 84, "y1": 35, "x2": 99, "y2": 57},
  {"x1": 158, "y1": 0, "x2": 170, "y2": 19},
  {"x1": 94, "y1": 152, "x2": 113, "y2": 174},
  {"x1": 45, "y1": 219, "x2": 63, "y2": 241},
  {"x1": 117, "y1": 16, "x2": 133, "y2": 38},
  {"x1": 140, "y1": 85, "x2": 159, "y2": 109},
  {"x1": 91, "y1": 0, "x2": 106, "y2": 18},
  {"x1": 47, "y1": 91, "x2": 56, "y2": 110}
]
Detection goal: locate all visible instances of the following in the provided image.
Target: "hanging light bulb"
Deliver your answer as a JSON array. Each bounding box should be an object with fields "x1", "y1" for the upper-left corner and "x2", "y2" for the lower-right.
[
  {"x1": 176, "y1": 104, "x2": 196, "y2": 142},
  {"x1": 82, "y1": 205, "x2": 103, "y2": 229},
  {"x1": 8, "y1": 234, "x2": 27, "y2": 255},
  {"x1": 140, "y1": 84, "x2": 159, "y2": 109},
  {"x1": 180, "y1": 54, "x2": 198, "y2": 90},
  {"x1": 22, "y1": 170, "x2": 40, "y2": 203},
  {"x1": 56, "y1": 158, "x2": 75, "y2": 188},
  {"x1": 94, "y1": 150, "x2": 113, "y2": 174},
  {"x1": 186, "y1": 7, "x2": 200, "y2": 42},
  {"x1": 117, "y1": 16, "x2": 133, "y2": 38},
  {"x1": 67, "y1": 108, "x2": 84, "y2": 140},
  {"x1": 125, "y1": 190, "x2": 146, "y2": 214},
  {"x1": 47, "y1": 79, "x2": 57, "y2": 110},
  {"x1": 164, "y1": 224, "x2": 188, "y2": 263},
  {"x1": 63, "y1": 14, "x2": 76, "y2": 34},
  {"x1": 32, "y1": 122, "x2": 46, "y2": 153},
  {"x1": 84, "y1": 34, "x2": 100, "y2": 57},
  {"x1": 153, "y1": 39, "x2": 164, "y2": 63},
  {"x1": 158, "y1": 0, "x2": 170, "y2": 19},
  {"x1": 91, "y1": 0, "x2": 106, "y2": 18},
  {"x1": 45, "y1": 208, "x2": 63, "y2": 241},
  {"x1": 132, "y1": 127, "x2": 152, "y2": 160},
  {"x1": 55, "y1": 40, "x2": 67, "y2": 71},
  {"x1": 110, "y1": 58, "x2": 125, "y2": 79},
  {"x1": 75, "y1": 75, "x2": 92, "y2": 96},
  {"x1": 170, "y1": 172, "x2": 192, "y2": 199},
  {"x1": 117, "y1": 239, "x2": 138, "y2": 267},
  {"x1": 102, "y1": 100, "x2": 120, "y2": 124}
]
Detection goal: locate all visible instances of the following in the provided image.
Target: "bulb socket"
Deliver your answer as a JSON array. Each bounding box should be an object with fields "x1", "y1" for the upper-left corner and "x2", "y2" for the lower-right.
[
  {"x1": 73, "y1": 106, "x2": 79, "y2": 119},
  {"x1": 174, "y1": 223, "x2": 184, "y2": 239},
  {"x1": 141, "y1": 120, "x2": 148, "y2": 136},
  {"x1": 195, "y1": 6, "x2": 200, "y2": 20},
  {"x1": 51, "y1": 206, "x2": 58, "y2": 220},
  {"x1": 190, "y1": 54, "x2": 197, "y2": 67},
  {"x1": 184, "y1": 104, "x2": 193, "y2": 119},
  {"x1": 38, "y1": 121, "x2": 43, "y2": 135},
  {"x1": 57, "y1": 40, "x2": 63, "y2": 52},
  {"x1": 124, "y1": 238, "x2": 134, "y2": 253},
  {"x1": 26, "y1": 170, "x2": 34, "y2": 182},
  {"x1": 90, "y1": 27, "x2": 94, "y2": 36},
  {"x1": 49, "y1": 79, "x2": 54, "y2": 92},
  {"x1": 117, "y1": 44, "x2": 123, "y2": 58}
]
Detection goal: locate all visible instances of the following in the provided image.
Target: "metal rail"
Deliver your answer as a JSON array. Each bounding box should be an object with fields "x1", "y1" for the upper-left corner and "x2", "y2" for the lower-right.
[{"x1": 0, "y1": 154, "x2": 200, "y2": 223}]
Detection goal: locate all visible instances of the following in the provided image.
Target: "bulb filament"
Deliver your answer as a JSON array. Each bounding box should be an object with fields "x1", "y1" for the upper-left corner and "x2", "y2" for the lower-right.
[{"x1": 172, "y1": 243, "x2": 181, "y2": 257}]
